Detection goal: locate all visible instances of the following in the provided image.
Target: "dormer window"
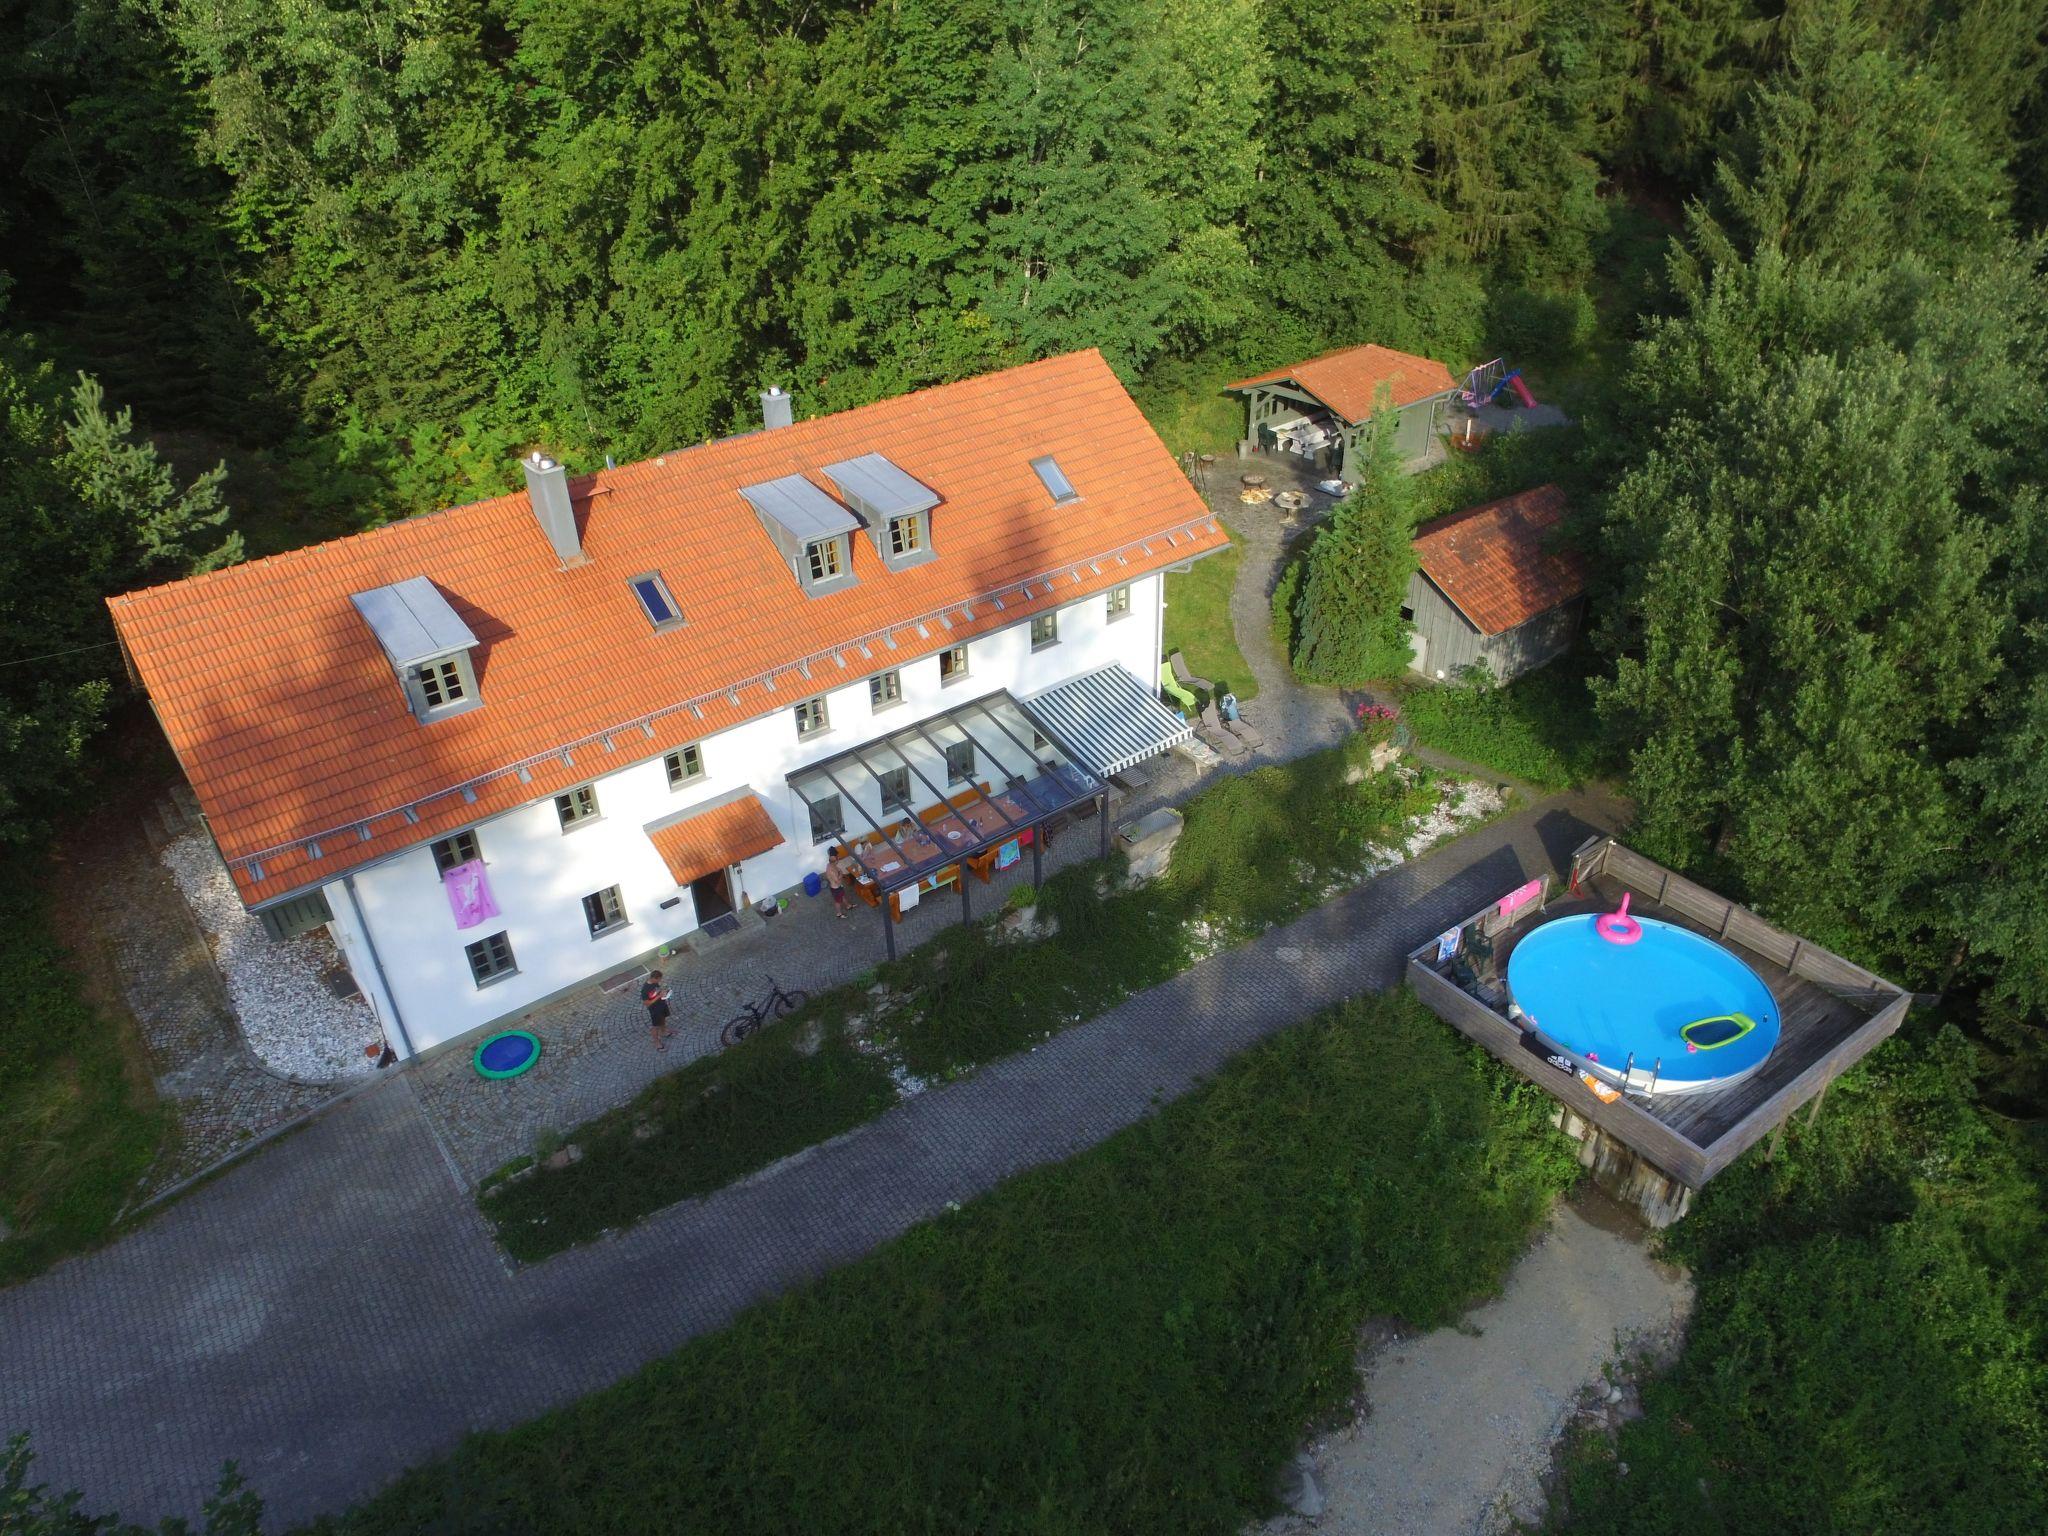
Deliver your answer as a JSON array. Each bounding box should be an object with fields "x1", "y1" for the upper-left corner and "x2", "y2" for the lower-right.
[
  {"x1": 350, "y1": 576, "x2": 482, "y2": 724},
  {"x1": 824, "y1": 452, "x2": 938, "y2": 573},
  {"x1": 805, "y1": 537, "x2": 846, "y2": 584},
  {"x1": 1031, "y1": 454, "x2": 1079, "y2": 504},
  {"x1": 740, "y1": 473, "x2": 861, "y2": 597}
]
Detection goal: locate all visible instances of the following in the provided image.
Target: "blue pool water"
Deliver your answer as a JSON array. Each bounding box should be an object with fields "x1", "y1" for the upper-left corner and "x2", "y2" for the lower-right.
[{"x1": 1506, "y1": 914, "x2": 1780, "y2": 1095}]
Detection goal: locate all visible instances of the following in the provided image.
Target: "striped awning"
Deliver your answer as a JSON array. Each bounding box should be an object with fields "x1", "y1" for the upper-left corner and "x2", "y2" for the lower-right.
[
  {"x1": 1022, "y1": 663, "x2": 1193, "y2": 778},
  {"x1": 644, "y1": 790, "x2": 786, "y2": 885}
]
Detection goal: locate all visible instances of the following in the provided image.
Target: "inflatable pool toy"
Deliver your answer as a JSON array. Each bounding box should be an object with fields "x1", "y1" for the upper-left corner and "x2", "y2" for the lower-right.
[
  {"x1": 1595, "y1": 892, "x2": 1642, "y2": 945},
  {"x1": 1681, "y1": 1012, "x2": 1756, "y2": 1053},
  {"x1": 474, "y1": 1029, "x2": 542, "y2": 1080}
]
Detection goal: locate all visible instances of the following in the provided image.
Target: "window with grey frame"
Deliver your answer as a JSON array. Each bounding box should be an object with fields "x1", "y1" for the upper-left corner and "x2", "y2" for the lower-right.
[
  {"x1": 794, "y1": 695, "x2": 830, "y2": 738},
  {"x1": 878, "y1": 765, "x2": 911, "y2": 813},
  {"x1": 808, "y1": 792, "x2": 845, "y2": 844},
  {"x1": 555, "y1": 784, "x2": 600, "y2": 829},
  {"x1": 869, "y1": 669, "x2": 903, "y2": 711},
  {"x1": 665, "y1": 744, "x2": 704, "y2": 788},
  {"x1": 430, "y1": 829, "x2": 480, "y2": 875},
  {"x1": 581, "y1": 885, "x2": 628, "y2": 938},
  {"x1": 1030, "y1": 611, "x2": 1059, "y2": 650},
  {"x1": 630, "y1": 572, "x2": 684, "y2": 630},
  {"x1": 938, "y1": 644, "x2": 968, "y2": 684},
  {"x1": 804, "y1": 536, "x2": 845, "y2": 585},
  {"x1": 886, "y1": 513, "x2": 923, "y2": 557},
  {"x1": 464, "y1": 930, "x2": 516, "y2": 986},
  {"x1": 945, "y1": 739, "x2": 975, "y2": 785},
  {"x1": 1106, "y1": 583, "x2": 1132, "y2": 620},
  {"x1": 408, "y1": 651, "x2": 478, "y2": 718}
]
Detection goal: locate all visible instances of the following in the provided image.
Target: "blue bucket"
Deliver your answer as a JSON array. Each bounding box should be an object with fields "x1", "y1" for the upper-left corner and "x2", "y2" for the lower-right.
[{"x1": 802, "y1": 871, "x2": 823, "y2": 898}]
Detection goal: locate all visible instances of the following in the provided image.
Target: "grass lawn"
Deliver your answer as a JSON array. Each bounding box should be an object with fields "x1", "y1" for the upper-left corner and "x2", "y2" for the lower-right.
[
  {"x1": 1397, "y1": 663, "x2": 1608, "y2": 792},
  {"x1": 480, "y1": 734, "x2": 1445, "y2": 1259},
  {"x1": 1163, "y1": 513, "x2": 1258, "y2": 703},
  {"x1": 1546, "y1": 1029, "x2": 2048, "y2": 1535},
  {"x1": 329, "y1": 991, "x2": 1580, "y2": 1535},
  {"x1": 0, "y1": 854, "x2": 169, "y2": 1286}
]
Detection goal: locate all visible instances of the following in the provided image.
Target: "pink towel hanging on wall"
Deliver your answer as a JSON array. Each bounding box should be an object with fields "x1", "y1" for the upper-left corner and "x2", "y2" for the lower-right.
[{"x1": 444, "y1": 859, "x2": 500, "y2": 930}]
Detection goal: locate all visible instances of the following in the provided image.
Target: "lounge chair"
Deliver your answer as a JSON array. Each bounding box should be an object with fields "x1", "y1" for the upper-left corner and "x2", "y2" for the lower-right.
[
  {"x1": 1194, "y1": 704, "x2": 1245, "y2": 758},
  {"x1": 1158, "y1": 662, "x2": 1199, "y2": 713},
  {"x1": 1215, "y1": 699, "x2": 1264, "y2": 750},
  {"x1": 1169, "y1": 650, "x2": 1213, "y2": 694}
]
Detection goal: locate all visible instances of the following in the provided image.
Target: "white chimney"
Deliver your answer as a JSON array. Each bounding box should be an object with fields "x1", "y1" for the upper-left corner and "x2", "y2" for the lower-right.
[
  {"x1": 522, "y1": 451, "x2": 583, "y2": 566},
  {"x1": 761, "y1": 386, "x2": 793, "y2": 431}
]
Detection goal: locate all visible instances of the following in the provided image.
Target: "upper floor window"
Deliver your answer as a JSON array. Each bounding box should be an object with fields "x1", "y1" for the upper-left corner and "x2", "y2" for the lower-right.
[
  {"x1": 415, "y1": 658, "x2": 468, "y2": 710},
  {"x1": 430, "y1": 830, "x2": 481, "y2": 875},
  {"x1": 887, "y1": 514, "x2": 923, "y2": 558},
  {"x1": 795, "y1": 696, "x2": 830, "y2": 738},
  {"x1": 939, "y1": 645, "x2": 969, "y2": 685},
  {"x1": 665, "y1": 744, "x2": 704, "y2": 788},
  {"x1": 805, "y1": 537, "x2": 844, "y2": 585},
  {"x1": 1106, "y1": 584, "x2": 1132, "y2": 621},
  {"x1": 465, "y1": 930, "x2": 516, "y2": 987},
  {"x1": 555, "y1": 784, "x2": 600, "y2": 830},
  {"x1": 1030, "y1": 612, "x2": 1059, "y2": 650},
  {"x1": 869, "y1": 670, "x2": 903, "y2": 711},
  {"x1": 582, "y1": 885, "x2": 628, "y2": 938},
  {"x1": 351, "y1": 577, "x2": 481, "y2": 724},
  {"x1": 631, "y1": 572, "x2": 684, "y2": 630}
]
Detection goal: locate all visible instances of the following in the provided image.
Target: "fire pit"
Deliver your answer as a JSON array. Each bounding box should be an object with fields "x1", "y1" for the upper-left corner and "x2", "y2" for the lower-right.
[{"x1": 1240, "y1": 472, "x2": 1267, "y2": 488}]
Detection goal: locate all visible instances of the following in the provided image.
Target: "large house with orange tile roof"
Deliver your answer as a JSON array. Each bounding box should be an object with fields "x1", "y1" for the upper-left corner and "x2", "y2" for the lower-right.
[
  {"x1": 1228, "y1": 342, "x2": 1459, "y2": 480},
  {"x1": 1404, "y1": 484, "x2": 1586, "y2": 684},
  {"x1": 109, "y1": 351, "x2": 1226, "y2": 1059}
]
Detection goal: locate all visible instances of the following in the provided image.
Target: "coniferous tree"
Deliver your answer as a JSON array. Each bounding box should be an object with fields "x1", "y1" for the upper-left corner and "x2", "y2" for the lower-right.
[{"x1": 1291, "y1": 410, "x2": 1418, "y2": 686}]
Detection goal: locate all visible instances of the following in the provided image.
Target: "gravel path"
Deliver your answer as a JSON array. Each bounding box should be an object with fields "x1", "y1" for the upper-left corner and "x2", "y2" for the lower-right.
[
  {"x1": 161, "y1": 831, "x2": 378, "y2": 1083},
  {"x1": 1256, "y1": 1189, "x2": 1692, "y2": 1536}
]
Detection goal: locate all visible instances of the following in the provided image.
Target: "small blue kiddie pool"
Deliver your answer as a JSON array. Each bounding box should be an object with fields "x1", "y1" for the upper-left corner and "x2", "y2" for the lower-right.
[
  {"x1": 1507, "y1": 909, "x2": 1779, "y2": 1096},
  {"x1": 473, "y1": 1029, "x2": 542, "y2": 1080}
]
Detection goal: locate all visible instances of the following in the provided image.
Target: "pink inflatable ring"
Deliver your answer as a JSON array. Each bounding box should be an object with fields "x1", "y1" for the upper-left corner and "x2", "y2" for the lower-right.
[{"x1": 1595, "y1": 892, "x2": 1643, "y2": 945}]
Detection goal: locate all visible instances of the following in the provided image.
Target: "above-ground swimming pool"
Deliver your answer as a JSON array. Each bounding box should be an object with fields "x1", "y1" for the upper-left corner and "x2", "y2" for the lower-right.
[{"x1": 1506, "y1": 913, "x2": 1780, "y2": 1095}]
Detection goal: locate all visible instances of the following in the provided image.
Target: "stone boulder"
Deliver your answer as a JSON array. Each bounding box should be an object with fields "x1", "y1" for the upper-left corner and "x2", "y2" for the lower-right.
[{"x1": 1115, "y1": 808, "x2": 1184, "y2": 885}]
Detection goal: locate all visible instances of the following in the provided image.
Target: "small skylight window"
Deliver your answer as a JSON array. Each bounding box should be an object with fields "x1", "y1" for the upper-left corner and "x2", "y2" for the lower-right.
[
  {"x1": 1031, "y1": 455, "x2": 1079, "y2": 504},
  {"x1": 631, "y1": 572, "x2": 683, "y2": 630}
]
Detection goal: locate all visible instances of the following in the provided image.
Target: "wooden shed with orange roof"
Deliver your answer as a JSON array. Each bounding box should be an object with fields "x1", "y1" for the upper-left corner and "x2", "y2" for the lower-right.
[
  {"x1": 1404, "y1": 484, "x2": 1587, "y2": 683},
  {"x1": 1227, "y1": 343, "x2": 1458, "y2": 480}
]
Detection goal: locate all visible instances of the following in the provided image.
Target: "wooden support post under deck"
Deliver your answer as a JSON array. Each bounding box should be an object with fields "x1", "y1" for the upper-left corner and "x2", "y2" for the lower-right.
[
  {"x1": 1806, "y1": 1074, "x2": 1832, "y2": 1127},
  {"x1": 1765, "y1": 1115, "x2": 1790, "y2": 1163}
]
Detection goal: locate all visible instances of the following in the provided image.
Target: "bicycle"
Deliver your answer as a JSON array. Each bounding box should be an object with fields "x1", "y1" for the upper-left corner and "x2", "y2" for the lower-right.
[{"x1": 719, "y1": 975, "x2": 809, "y2": 1047}]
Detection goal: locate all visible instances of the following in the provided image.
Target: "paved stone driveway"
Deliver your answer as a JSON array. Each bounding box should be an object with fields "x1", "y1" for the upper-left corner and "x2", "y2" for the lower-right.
[{"x1": 0, "y1": 791, "x2": 1617, "y2": 1529}]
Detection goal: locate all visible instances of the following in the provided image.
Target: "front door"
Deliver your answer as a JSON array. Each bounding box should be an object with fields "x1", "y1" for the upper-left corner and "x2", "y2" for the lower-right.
[{"x1": 690, "y1": 866, "x2": 734, "y2": 924}]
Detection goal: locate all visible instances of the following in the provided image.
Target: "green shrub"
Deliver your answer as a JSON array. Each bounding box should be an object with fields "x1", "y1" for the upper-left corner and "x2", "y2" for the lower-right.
[{"x1": 1398, "y1": 664, "x2": 1606, "y2": 790}]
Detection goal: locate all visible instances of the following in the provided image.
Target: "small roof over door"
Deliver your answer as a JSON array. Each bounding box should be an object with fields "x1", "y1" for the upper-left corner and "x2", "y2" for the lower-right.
[{"x1": 645, "y1": 789, "x2": 787, "y2": 885}]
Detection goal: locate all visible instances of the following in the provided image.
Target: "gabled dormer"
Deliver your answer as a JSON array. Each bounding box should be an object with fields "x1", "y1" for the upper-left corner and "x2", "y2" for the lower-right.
[
  {"x1": 350, "y1": 576, "x2": 481, "y2": 722},
  {"x1": 739, "y1": 473, "x2": 862, "y2": 597},
  {"x1": 824, "y1": 452, "x2": 940, "y2": 573}
]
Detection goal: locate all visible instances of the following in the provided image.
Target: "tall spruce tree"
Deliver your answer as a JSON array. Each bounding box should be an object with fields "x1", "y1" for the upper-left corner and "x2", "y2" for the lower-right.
[{"x1": 1291, "y1": 410, "x2": 1418, "y2": 686}]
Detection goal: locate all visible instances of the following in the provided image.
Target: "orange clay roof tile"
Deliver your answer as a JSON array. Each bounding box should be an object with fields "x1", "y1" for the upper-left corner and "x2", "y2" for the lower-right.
[
  {"x1": 645, "y1": 793, "x2": 787, "y2": 886},
  {"x1": 108, "y1": 350, "x2": 1224, "y2": 907},
  {"x1": 1228, "y1": 343, "x2": 1457, "y2": 422},
  {"x1": 1410, "y1": 484, "x2": 1585, "y2": 636}
]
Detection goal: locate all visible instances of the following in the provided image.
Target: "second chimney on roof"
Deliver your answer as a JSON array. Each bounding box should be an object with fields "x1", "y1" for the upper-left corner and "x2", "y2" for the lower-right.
[
  {"x1": 761, "y1": 386, "x2": 793, "y2": 431},
  {"x1": 522, "y1": 451, "x2": 584, "y2": 567}
]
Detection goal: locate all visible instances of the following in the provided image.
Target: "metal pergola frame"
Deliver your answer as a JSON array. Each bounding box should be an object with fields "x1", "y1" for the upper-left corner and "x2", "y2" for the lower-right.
[{"x1": 787, "y1": 688, "x2": 1108, "y2": 958}]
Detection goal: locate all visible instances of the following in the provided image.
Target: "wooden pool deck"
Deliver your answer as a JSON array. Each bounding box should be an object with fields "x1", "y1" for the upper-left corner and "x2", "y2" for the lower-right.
[{"x1": 1407, "y1": 838, "x2": 1912, "y2": 1194}]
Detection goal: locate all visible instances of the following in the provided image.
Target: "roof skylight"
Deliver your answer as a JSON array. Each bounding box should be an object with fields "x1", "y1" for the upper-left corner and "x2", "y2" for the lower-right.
[{"x1": 1030, "y1": 455, "x2": 1079, "y2": 505}]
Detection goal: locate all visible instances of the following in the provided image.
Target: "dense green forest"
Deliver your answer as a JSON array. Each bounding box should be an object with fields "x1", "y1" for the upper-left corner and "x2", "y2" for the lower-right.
[{"x1": 4, "y1": 0, "x2": 2048, "y2": 1528}]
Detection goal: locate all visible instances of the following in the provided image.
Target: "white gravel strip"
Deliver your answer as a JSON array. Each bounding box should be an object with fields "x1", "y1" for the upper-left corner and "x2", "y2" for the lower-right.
[{"x1": 161, "y1": 831, "x2": 379, "y2": 1082}]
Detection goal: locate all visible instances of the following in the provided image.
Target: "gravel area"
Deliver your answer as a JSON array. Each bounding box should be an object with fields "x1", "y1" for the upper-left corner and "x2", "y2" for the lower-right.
[
  {"x1": 1253, "y1": 1188, "x2": 1692, "y2": 1536},
  {"x1": 161, "y1": 831, "x2": 379, "y2": 1084}
]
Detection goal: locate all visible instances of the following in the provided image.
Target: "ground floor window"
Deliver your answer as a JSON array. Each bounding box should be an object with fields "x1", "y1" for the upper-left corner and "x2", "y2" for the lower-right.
[
  {"x1": 946, "y1": 739, "x2": 976, "y2": 785},
  {"x1": 879, "y1": 765, "x2": 911, "y2": 813},
  {"x1": 465, "y1": 930, "x2": 516, "y2": 987},
  {"x1": 808, "y1": 792, "x2": 845, "y2": 844},
  {"x1": 582, "y1": 885, "x2": 627, "y2": 938}
]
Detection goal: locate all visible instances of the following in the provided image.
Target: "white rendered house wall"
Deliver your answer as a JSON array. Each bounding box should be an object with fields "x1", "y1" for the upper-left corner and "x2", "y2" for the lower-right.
[{"x1": 323, "y1": 575, "x2": 1162, "y2": 1057}]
